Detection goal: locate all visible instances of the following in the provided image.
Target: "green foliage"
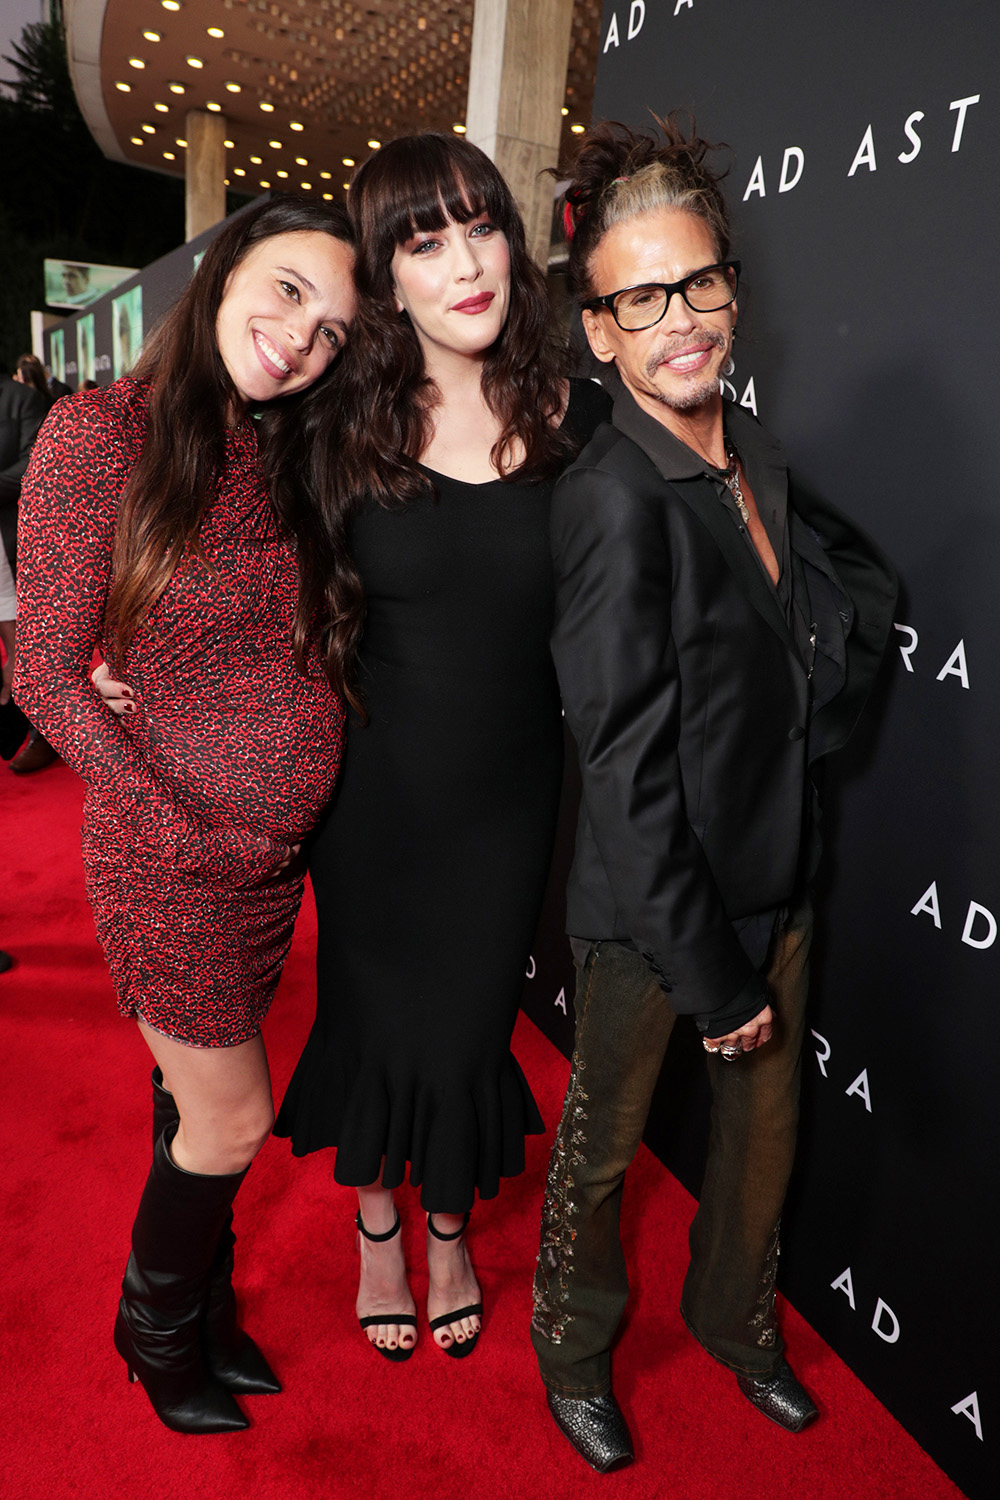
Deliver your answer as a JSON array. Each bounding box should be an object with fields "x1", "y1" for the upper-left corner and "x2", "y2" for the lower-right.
[{"x1": 0, "y1": 21, "x2": 185, "y2": 368}]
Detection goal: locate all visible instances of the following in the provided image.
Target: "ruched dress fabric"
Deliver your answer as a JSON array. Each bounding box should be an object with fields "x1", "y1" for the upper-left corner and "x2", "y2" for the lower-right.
[
  {"x1": 274, "y1": 378, "x2": 611, "y2": 1212},
  {"x1": 15, "y1": 380, "x2": 345, "y2": 1047}
]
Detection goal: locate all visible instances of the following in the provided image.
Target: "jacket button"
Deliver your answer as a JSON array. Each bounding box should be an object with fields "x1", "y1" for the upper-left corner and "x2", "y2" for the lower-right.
[{"x1": 788, "y1": 726, "x2": 805, "y2": 741}]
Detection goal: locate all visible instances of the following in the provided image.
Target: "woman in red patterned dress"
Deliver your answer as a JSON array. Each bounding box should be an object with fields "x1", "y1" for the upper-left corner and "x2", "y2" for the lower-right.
[{"x1": 14, "y1": 198, "x2": 356, "y2": 1434}]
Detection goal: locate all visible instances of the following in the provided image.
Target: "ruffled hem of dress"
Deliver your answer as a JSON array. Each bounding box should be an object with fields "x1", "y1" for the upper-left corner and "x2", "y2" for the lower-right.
[{"x1": 273, "y1": 1047, "x2": 545, "y2": 1212}]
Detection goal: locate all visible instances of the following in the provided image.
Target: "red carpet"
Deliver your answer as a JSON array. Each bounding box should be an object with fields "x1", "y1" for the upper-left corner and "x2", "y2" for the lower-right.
[{"x1": 1, "y1": 759, "x2": 965, "y2": 1500}]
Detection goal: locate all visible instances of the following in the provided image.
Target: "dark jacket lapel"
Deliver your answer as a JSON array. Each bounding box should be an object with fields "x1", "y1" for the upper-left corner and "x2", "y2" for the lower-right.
[{"x1": 667, "y1": 473, "x2": 795, "y2": 648}]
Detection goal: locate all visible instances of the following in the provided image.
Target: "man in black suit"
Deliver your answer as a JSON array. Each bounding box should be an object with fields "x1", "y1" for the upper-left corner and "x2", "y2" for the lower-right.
[
  {"x1": 46, "y1": 366, "x2": 73, "y2": 401},
  {"x1": 530, "y1": 118, "x2": 897, "y2": 1474},
  {"x1": 0, "y1": 361, "x2": 46, "y2": 567},
  {"x1": 0, "y1": 363, "x2": 59, "y2": 772}
]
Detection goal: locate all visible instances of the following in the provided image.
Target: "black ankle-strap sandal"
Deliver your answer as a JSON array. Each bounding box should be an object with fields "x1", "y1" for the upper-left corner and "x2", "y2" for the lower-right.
[
  {"x1": 356, "y1": 1210, "x2": 417, "y2": 1363},
  {"x1": 427, "y1": 1212, "x2": 483, "y2": 1360}
]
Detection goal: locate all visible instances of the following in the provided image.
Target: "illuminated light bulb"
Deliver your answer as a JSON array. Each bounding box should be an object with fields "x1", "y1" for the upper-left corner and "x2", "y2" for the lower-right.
[
  {"x1": 260, "y1": 101, "x2": 274, "y2": 112},
  {"x1": 141, "y1": 124, "x2": 155, "y2": 134},
  {"x1": 176, "y1": 138, "x2": 187, "y2": 147},
  {"x1": 295, "y1": 156, "x2": 308, "y2": 165},
  {"x1": 130, "y1": 136, "x2": 143, "y2": 145},
  {"x1": 301, "y1": 181, "x2": 312, "y2": 190},
  {"x1": 169, "y1": 83, "x2": 186, "y2": 94},
  {"x1": 234, "y1": 167, "x2": 246, "y2": 177},
  {"x1": 163, "y1": 151, "x2": 176, "y2": 160},
  {"x1": 154, "y1": 102, "x2": 169, "y2": 112},
  {"x1": 290, "y1": 121, "x2": 304, "y2": 131},
  {"x1": 186, "y1": 57, "x2": 204, "y2": 69},
  {"x1": 115, "y1": 82, "x2": 131, "y2": 92},
  {"x1": 571, "y1": 123, "x2": 585, "y2": 134},
  {"x1": 452, "y1": 123, "x2": 466, "y2": 134},
  {"x1": 207, "y1": 27, "x2": 225, "y2": 39},
  {"x1": 128, "y1": 58, "x2": 146, "y2": 69},
  {"x1": 143, "y1": 31, "x2": 161, "y2": 43},
  {"x1": 342, "y1": 157, "x2": 354, "y2": 167},
  {"x1": 276, "y1": 170, "x2": 289, "y2": 178},
  {"x1": 250, "y1": 155, "x2": 262, "y2": 164},
  {"x1": 260, "y1": 179, "x2": 271, "y2": 188},
  {"x1": 225, "y1": 81, "x2": 241, "y2": 93},
  {"x1": 224, "y1": 140, "x2": 235, "y2": 149},
  {"x1": 206, "y1": 101, "x2": 221, "y2": 112}
]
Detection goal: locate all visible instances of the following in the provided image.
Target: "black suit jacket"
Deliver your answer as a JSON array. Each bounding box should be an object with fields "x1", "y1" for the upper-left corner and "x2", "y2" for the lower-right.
[
  {"x1": 551, "y1": 398, "x2": 897, "y2": 1035},
  {"x1": 0, "y1": 375, "x2": 47, "y2": 566}
]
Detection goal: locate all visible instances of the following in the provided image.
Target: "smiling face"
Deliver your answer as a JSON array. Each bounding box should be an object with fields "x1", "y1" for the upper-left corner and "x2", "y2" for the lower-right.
[
  {"x1": 215, "y1": 229, "x2": 356, "y2": 408},
  {"x1": 390, "y1": 213, "x2": 511, "y2": 369},
  {"x1": 582, "y1": 207, "x2": 736, "y2": 426}
]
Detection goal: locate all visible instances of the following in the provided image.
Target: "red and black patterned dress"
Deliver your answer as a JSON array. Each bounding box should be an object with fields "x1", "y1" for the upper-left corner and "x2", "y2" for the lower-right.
[{"x1": 15, "y1": 379, "x2": 345, "y2": 1046}]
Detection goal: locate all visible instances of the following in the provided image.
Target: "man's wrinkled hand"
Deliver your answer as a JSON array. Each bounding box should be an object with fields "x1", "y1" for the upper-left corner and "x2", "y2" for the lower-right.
[{"x1": 702, "y1": 1004, "x2": 774, "y2": 1059}]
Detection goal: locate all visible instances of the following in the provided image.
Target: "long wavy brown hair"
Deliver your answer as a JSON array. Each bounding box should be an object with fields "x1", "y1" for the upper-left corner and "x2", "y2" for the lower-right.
[
  {"x1": 103, "y1": 195, "x2": 357, "y2": 700},
  {"x1": 286, "y1": 133, "x2": 571, "y2": 700}
]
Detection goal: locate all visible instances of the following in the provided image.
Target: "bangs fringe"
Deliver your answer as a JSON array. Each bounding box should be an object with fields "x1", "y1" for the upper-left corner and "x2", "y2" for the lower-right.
[{"x1": 355, "y1": 134, "x2": 514, "y2": 250}]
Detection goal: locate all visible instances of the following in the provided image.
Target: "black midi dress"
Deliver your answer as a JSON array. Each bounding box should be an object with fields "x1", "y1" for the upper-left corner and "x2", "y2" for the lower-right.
[{"x1": 273, "y1": 378, "x2": 610, "y2": 1211}]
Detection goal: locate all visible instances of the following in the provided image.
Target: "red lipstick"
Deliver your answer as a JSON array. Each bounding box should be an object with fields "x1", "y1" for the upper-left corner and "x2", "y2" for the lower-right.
[{"x1": 452, "y1": 292, "x2": 495, "y2": 314}]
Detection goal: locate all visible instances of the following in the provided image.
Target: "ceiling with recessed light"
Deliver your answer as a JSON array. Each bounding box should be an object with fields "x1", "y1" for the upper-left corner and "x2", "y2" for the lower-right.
[{"x1": 68, "y1": 0, "x2": 603, "y2": 202}]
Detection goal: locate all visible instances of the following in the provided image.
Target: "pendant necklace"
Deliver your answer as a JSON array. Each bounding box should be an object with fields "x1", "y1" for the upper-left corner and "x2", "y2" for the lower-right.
[{"x1": 721, "y1": 442, "x2": 751, "y2": 525}]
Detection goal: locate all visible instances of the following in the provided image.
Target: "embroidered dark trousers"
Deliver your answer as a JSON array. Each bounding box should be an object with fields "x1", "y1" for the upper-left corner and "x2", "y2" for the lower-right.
[{"x1": 530, "y1": 898, "x2": 812, "y2": 1396}]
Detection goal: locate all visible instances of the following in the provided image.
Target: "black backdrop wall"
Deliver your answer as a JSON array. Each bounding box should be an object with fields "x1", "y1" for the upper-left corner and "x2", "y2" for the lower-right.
[{"x1": 522, "y1": 3, "x2": 995, "y2": 1496}]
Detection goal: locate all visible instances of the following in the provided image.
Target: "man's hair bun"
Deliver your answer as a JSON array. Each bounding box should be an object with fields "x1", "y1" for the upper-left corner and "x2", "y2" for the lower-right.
[{"x1": 561, "y1": 112, "x2": 732, "y2": 301}]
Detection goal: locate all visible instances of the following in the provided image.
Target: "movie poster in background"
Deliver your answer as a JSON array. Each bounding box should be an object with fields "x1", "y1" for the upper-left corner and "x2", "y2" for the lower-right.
[
  {"x1": 112, "y1": 286, "x2": 143, "y2": 380},
  {"x1": 559, "y1": 1, "x2": 994, "y2": 1493},
  {"x1": 75, "y1": 314, "x2": 95, "y2": 387},
  {"x1": 49, "y1": 328, "x2": 65, "y2": 384},
  {"x1": 43, "y1": 257, "x2": 137, "y2": 310}
]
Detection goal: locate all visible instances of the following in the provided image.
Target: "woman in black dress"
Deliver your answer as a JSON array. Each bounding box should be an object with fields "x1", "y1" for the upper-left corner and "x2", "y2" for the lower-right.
[{"x1": 273, "y1": 135, "x2": 609, "y2": 1359}]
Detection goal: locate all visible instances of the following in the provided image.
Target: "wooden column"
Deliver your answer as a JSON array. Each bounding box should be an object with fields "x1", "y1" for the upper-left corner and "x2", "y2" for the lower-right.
[
  {"x1": 184, "y1": 110, "x2": 227, "y2": 243},
  {"x1": 465, "y1": 0, "x2": 575, "y2": 268}
]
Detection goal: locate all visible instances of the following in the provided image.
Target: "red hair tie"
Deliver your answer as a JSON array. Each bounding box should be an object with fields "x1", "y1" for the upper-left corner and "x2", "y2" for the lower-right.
[{"x1": 562, "y1": 200, "x2": 577, "y2": 241}]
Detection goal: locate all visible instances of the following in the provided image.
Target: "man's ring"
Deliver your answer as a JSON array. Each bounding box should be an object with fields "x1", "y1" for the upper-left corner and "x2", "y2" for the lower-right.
[
  {"x1": 720, "y1": 1044, "x2": 743, "y2": 1061},
  {"x1": 702, "y1": 1039, "x2": 722, "y2": 1054}
]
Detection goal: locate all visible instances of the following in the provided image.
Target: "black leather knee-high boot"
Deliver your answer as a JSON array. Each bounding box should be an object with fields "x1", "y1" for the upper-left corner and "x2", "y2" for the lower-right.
[
  {"x1": 150, "y1": 1070, "x2": 281, "y2": 1396},
  {"x1": 114, "y1": 1128, "x2": 250, "y2": 1433}
]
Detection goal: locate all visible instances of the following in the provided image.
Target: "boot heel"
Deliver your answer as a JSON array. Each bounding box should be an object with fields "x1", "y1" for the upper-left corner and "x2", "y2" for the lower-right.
[
  {"x1": 113, "y1": 1128, "x2": 252, "y2": 1435},
  {"x1": 148, "y1": 1076, "x2": 279, "y2": 1396}
]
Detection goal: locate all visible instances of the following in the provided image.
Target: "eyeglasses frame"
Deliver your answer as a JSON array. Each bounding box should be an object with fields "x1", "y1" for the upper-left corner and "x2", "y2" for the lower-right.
[{"x1": 581, "y1": 260, "x2": 742, "y2": 331}]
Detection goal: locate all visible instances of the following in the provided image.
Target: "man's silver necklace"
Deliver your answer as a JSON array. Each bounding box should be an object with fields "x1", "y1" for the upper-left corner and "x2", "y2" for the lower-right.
[
  {"x1": 721, "y1": 442, "x2": 751, "y2": 525},
  {"x1": 691, "y1": 434, "x2": 752, "y2": 525}
]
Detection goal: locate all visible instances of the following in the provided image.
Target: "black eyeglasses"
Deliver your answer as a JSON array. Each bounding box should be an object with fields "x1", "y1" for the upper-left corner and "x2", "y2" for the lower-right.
[{"x1": 582, "y1": 261, "x2": 740, "y2": 331}]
